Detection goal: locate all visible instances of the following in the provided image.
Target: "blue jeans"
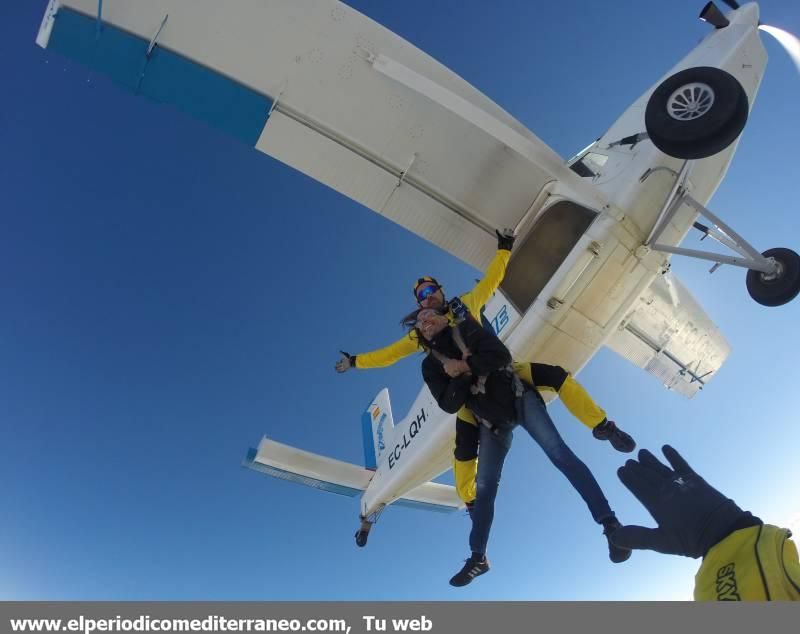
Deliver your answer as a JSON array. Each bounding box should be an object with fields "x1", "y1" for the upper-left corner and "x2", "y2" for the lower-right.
[{"x1": 469, "y1": 387, "x2": 614, "y2": 555}]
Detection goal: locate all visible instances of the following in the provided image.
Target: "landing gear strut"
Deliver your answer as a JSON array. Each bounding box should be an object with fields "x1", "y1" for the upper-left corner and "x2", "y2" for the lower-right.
[{"x1": 643, "y1": 161, "x2": 800, "y2": 307}]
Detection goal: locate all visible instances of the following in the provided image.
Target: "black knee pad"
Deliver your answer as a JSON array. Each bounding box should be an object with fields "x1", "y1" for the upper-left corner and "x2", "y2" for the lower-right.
[{"x1": 531, "y1": 363, "x2": 568, "y2": 392}]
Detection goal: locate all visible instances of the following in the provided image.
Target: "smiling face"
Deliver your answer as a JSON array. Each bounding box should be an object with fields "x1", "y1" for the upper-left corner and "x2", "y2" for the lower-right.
[{"x1": 415, "y1": 309, "x2": 449, "y2": 341}]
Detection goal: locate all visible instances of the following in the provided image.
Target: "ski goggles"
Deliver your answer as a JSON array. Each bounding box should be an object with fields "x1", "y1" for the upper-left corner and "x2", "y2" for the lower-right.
[{"x1": 415, "y1": 283, "x2": 441, "y2": 302}]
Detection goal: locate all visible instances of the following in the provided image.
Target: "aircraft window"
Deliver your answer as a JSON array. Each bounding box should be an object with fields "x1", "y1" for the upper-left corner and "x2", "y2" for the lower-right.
[
  {"x1": 569, "y1": 152, "x2": 609, "y2": 178},
  {"x1": 501, "y1": 201, "x2": 597, "y2": 313}
]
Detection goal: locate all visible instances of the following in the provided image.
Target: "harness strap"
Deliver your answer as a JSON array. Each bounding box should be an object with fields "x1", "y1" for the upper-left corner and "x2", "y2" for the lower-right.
[
  {"x1": 451, "y1": 324, "x2": 486, "y2": 394},
  {"x1": 453, "y1": 324, "x2": 524, "y2": 396},
  {"x1": 429, "y1": 348, "x2": 452, "y2": 367}
]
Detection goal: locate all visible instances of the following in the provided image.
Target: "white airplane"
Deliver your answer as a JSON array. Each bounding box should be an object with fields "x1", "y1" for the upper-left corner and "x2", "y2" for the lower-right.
[{"x1": 37, "y1": 0, "x2": 799, "y2": 546}]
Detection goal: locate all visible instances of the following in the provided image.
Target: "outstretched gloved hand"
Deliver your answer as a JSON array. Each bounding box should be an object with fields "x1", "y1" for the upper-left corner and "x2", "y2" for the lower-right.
[
  {"x1": 612, "y1": 445, "x2": 760, "y2": 559},
  {"x1": 496, "y1": 228, "x2": 516, "y2": 251},
  {"x1": 335, "y1": 350, "x2": 356, "y2": 373}
]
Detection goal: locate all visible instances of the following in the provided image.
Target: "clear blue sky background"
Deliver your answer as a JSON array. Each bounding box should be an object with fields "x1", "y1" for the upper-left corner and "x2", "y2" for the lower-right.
[{"x1": 2, "y1": 1, "x2": 799, "y2": 600}]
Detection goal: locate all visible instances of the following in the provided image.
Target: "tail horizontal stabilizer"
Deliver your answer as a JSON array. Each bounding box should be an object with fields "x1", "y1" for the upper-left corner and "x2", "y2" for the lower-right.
[
  {"x1": 396, "y1": 481, "x2": 462, "y2": 514},
  {"x1": 244, "y1": 437, "x2": 461, "y2": 514},
  {"x1": 244, "y1": 437, "x2": 373, "y2": 498}
]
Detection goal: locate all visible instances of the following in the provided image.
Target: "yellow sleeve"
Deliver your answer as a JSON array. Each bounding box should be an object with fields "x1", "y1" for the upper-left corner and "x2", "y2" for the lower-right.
[
  {"x1": 354, "y1": 331, "x2": 422, "y2": 369},
  {"x1": 694, "y1": 525, "x2": 800, "y2": 601},
  {"x1": 512, "y1": 361, "x2": 534, "y2": 385},
  {"x1": 460, "y1": 249, "x2": 511, "y2": 316}
]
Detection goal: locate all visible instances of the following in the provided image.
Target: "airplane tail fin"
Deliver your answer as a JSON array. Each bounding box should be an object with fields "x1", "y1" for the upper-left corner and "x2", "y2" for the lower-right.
[{"x1": 361, "y1": 388, "x2": 394, "y2": 470}]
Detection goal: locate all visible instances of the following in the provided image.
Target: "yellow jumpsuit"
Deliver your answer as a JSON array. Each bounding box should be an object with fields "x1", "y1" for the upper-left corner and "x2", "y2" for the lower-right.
[
  {"x1": 695, "y1": 525, "x2": 800, "y2": 601},
  {"x1": 352, "y1": 248, "x2": 610, "y2": 503}
]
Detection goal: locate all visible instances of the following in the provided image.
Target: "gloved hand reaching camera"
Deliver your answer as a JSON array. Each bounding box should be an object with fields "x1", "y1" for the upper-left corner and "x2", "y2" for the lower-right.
[{"x1": 612, "y1": 445, "x2": 761, "y2": 559}]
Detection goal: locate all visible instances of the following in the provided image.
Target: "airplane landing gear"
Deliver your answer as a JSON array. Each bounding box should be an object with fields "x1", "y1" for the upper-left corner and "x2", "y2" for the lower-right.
[
  {"x1": 746, "y1": 248, "x2": 800, "y2": 307},
  {"x1": 645, "y1": 66, "x2": 749, "y2": 159},
  {"x1": 354, "y1": 518, "x2": 373, "y2": 547},
  {"x1": 644, "y1": 162, "x2": 799, "y2": 308}
]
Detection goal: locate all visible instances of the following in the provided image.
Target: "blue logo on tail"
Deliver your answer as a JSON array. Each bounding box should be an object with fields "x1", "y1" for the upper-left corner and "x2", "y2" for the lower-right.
[{"x1": 376, "y1": 413, "x2": 387, "y2": 451}]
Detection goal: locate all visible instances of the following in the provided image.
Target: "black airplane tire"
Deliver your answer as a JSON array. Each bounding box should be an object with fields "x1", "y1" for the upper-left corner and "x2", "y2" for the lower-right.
[
  {"x1": 355, "y1": 529, "x2": 369, "y2": 547},
  {"x1": 746, "y1": 248, "x2": 800, "y2": 307},
  {"x1": 645, "y1": 67, "x2": 749, "y2": 160}
]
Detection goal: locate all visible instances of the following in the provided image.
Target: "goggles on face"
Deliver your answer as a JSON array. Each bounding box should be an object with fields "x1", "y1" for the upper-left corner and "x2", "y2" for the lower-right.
[{"x1": 416, "y1": 284, "x2": 440, "y2": 302}]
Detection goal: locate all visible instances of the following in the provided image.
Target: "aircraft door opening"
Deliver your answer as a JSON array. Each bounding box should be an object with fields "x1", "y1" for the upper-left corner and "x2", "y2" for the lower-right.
[{"x1": 501, "y1": 201, "x2": 597, "y2": 314}]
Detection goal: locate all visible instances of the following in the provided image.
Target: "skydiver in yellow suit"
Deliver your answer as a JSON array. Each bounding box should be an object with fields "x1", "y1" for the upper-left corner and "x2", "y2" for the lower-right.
[{"x1": 335, "y1": 228, "x2": 636, "y2": 507}]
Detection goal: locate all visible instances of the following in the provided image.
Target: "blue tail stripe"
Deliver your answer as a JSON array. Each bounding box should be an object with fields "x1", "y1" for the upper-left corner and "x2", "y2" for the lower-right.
[
  {"x1": 49, "y1": 8, "x2": 271, "y2": 145},
  {"x1": 361, "y1": 409, "x2": 377, "y2": 470}
]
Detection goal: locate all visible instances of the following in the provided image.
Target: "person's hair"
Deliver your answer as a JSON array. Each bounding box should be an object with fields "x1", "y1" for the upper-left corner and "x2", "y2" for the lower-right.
[{"x1": 400, "y1": 307, "x2": 422, "y2": 331}]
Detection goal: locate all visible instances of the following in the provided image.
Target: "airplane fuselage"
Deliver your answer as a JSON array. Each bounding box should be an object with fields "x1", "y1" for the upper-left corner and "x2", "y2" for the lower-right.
[{"x1": 360, "y1": 4, "x2": 767, "y2": 518}]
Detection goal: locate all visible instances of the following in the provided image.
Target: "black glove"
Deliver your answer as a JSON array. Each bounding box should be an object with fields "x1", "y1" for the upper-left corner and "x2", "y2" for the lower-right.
[
  {"x1": 335, "y1": 351, "x2": 357, "y2": 373},
  {"x1": 495, "y1": 228, "x2": 516, "y2": 251},
  {"x1": 612, "y1": 445, "x2": 760, "y2": 559}
]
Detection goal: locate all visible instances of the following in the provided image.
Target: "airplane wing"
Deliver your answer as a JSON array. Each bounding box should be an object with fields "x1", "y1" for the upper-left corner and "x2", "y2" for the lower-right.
[
  {"x1": 604, "y1": 273, "x2": 730, "y2": 398},
  {"x1": 37, "y1": 0, "x2": 596, "y2": 271},
  {"x1": 244, "y1": 437, "x2": 460, "y2": 513}
]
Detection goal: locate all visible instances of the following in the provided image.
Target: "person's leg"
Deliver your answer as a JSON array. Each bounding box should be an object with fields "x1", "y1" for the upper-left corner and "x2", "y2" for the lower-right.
[
  {"x1": 516, "y1": 387, "x2": 612, "y2": 521},
  {"x1": 528, "y1": 363, "x2": 636, "y2": 453},
  {"x1": 450, "y1": 424, "x2": 512, "y2": 587},
  {"x1": 515, "y1": 388, "x2": 630, "y2": 562},
  {"x1": 591, "y1": 418, "x2": 636, "y2": 453},
  {"x1": 454, "y1": 416, "x2": 480, "y2": 507},
  {"x1": 468, "y1": 424, "x2": 512, "y2": 556},
  {"x1": 535, "y1": 364, "x2": 605, "y2": 428}
]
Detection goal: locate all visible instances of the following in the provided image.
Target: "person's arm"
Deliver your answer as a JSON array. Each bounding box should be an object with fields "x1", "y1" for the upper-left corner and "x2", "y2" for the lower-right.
[
  {"x1": 460, "y1": 321, "x2": 511, "y2": 376},
  {"x1": 461, "y1": 230, "x2": 515, "y2": 315},
  {"x1": 694, "y1": 525, "x2": 800, "y2": 601},
  {"x1": 612, "y1": 445, "x2": 800, "y2": 601},
  {"x1": 336, "y1": 332, "x2": 421, "y2": 372},
  {"x1": 422, "y1": 358, "x2": 472, "y2": 414},
  {"x1": 355, "y1": 332, "x2": 422, "y2": 368}
]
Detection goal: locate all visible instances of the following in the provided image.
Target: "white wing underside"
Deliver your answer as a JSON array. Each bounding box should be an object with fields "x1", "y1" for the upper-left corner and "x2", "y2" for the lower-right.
[
  {"x1": 42, "y1": 1, "x2": 731, "y2": 403},
  {"x1": 606, "y1": 273, "x2": 730, "y2": 398},
  {"x1": 52, "y1": 0, "x2": 592, "y2": 271}
]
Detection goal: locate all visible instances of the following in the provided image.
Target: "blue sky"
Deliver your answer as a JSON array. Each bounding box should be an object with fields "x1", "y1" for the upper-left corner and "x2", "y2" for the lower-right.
[{"x1": 2, "y1": 1, "x2": 799, "y2": 600}]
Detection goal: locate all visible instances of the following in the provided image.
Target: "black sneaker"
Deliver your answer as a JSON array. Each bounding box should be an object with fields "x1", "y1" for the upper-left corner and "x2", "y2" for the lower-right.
[
  {"x1": 602, "y1": 518, "x2": 632, "y2": 563},
  {"x1": 449, "y1": 555, "x2": 490, "y2": 587},
  {"x1": 592, "y1": 420, "x2": 636, "y2": 453}
]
